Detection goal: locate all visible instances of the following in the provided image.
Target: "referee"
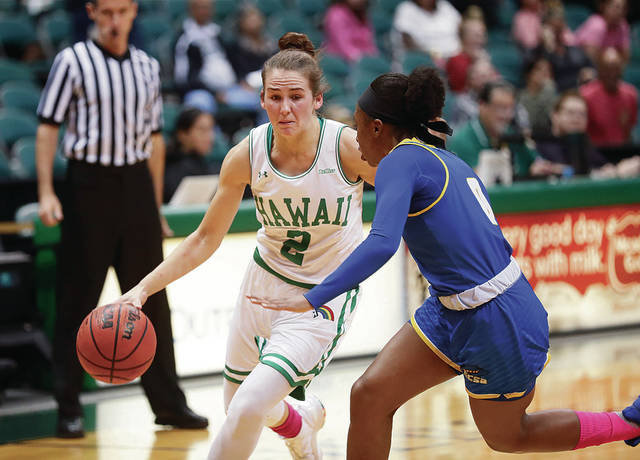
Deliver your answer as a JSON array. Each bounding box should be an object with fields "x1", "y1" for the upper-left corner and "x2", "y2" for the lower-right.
[{"x1": 36, "y1": 0, "x2": 208, "y2": 438}]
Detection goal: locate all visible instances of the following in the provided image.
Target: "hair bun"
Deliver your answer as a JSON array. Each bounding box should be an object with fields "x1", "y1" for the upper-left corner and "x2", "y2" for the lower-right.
[
  {"x1": 405, "y1": 66, "x2": 445, "y2": 122},
  {"x1": 278, "y1": 32, "x2": 317, "y2": 59}
]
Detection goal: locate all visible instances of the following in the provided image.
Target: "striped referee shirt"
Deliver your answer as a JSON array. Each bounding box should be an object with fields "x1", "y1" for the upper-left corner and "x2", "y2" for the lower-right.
[{"x1": 37, "y1": 39, "x2": 163, "y2": 166}]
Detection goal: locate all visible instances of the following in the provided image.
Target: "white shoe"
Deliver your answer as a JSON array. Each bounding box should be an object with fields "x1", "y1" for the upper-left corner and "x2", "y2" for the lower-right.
[{"x1": 283, "y1": 393, "x2": 326, "y2": 460}]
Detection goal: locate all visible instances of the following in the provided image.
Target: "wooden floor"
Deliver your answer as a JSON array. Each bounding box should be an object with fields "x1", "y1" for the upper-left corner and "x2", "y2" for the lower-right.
[{"x1": 2, "y1": 329, "x2": 640, "y2": 459}]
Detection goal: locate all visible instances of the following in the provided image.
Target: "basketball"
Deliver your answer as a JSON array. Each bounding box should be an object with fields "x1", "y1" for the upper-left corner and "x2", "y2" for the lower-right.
[{"x1": 76, "y1": 303, "x2": 157, "y2": 384}]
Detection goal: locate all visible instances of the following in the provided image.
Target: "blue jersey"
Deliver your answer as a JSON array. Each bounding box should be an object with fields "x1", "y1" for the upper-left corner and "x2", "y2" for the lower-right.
[
  {"x1": 398, "y1": 139, "x2": 513, "y2": 297},
  {"x1": 305, "y1": 137, "x2": 513, "y2": 306}
]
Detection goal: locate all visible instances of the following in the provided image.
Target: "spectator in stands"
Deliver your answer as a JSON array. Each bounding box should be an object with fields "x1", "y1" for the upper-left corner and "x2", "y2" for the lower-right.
[
  {"x1": 536, "y1": 1, "x2": 593, "y2": 91},
  {"x1": 446, "y1": 16, "x2": 489, "y2": 93},
  {"x1": 518, "y1": 56, "x2": 557, "y2": 139},
  {"x1": 448, "y1": 81, "x2": 563, "y2": 186},
  {"x1": 174, "y1": 0, "x2": 262, "y2": 119},
  {"x1": 575, "y1": 0, "x2": 630, "y2": 64},
  {"x1": 536, "y1": 90, "x2": 617, "y2": 178},
  {"x1": 580, "y1": 46, "x2": 637, "y2": 147},
  {"x1": 225, "y1": 4, "x2": 277, "y2": 90},
  {"x1": 391, "y1": 0, "x2": 461, "y2": 68},
  {"x1": 450, "y1": 57, "x2": 499, "y2": 128},
  {"x1": 163, "y1": 107, "x2": 219, "y2": 203},
  {"x1": 324, "y1": 0, "x2": 378, "y2": 63},
  {"x1": 511, "y1": 0, "x2": 544, "y2": 51}
]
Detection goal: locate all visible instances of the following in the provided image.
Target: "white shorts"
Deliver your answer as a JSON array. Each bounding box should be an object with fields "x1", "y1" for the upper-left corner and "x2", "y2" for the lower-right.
[{"x1": 223, "y1": 260, "x2": 361, "y2": 389}]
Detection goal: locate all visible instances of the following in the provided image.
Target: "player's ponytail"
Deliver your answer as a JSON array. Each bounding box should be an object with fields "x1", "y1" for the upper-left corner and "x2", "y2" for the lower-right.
[
  {"x1": 405, "y1": 67, "x2": 444, "y2": 125},
  {"x1": 405, "y1": 67, "x2": 451, "y2": 146},
  {"x1": 262, "y1": 32, "x2": 328, "y2": 96}
]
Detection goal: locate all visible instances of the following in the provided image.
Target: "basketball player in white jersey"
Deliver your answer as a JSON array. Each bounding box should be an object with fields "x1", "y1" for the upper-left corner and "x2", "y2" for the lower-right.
[{"x1": 116, "y1": 32, "x2": 376, "y2": 459}]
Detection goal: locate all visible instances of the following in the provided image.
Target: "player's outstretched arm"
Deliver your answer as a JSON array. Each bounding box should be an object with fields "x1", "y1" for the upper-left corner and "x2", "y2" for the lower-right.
[
  {"x1": 246, "y1": 294, "x2": 314, "y2": 313},
  {"x1": 116, "y1": 138, "x2": 252, "y2": 309}
]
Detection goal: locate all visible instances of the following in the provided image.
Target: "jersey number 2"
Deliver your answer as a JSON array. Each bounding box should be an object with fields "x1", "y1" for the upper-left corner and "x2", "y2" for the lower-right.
[
  {"x1": 466, "y1": 177, "x2": 498, "y2": 225},
  {"x1": 280, "y1": 230, "x2": 311, "y2": 265}
]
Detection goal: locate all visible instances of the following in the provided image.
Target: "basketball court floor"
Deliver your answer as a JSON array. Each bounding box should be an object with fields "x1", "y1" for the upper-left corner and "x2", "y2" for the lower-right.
[{"x1": 0, "y1": 329, "x2": 639, "y2": 459}]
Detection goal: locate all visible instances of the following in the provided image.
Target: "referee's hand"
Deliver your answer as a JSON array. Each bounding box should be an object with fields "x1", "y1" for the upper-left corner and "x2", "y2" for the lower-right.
[{"x1": 38, "y1": 193, "x2": 63, "y2": 226}]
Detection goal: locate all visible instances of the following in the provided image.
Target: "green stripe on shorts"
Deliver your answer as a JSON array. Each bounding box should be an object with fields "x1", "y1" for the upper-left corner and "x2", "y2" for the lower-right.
[
  {"x1": 309, "y1": 286, "x2": 359, "y2": 377},
  {"x1": 259, "y1": 287, "x2": 360, "y2": 387}
]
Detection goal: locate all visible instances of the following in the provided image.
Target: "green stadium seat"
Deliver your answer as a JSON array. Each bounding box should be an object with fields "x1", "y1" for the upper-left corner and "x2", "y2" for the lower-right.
[
  {"x1": 353, "y1": 72, "x2": 374, "y2": 97},
  {"x1": 623, "y1": 64, "x2": 640, "y2": 88},
  {"x1": 0, "y1": 0, "x2": 18, "y2": 13},
  {"x1": 497, "y1": 0, "x2": 517, "y2": 31},
  {"x1": 563, "y1": 4, "x2": 592, "y2": 30},
  {"x1": 323, "y1": 73, "x2": 348, "y2": 101},
  {"x1": 371, "y1": 9, "x2": 393, "y2": 37},
  {"x1": 487, "y1": 29, "x2": 511, "y2": 48},
  {"x1": 10, "y1": 136, "x2": 67, "y2": 179},
  {"x1": 167, "y1": 0, "x2": 187, "y2": 19},
  {"x1": 377, "y1": 0, "x2": 402, "y2": 14},
  {"x1": 0, "y1": 14, "x2": 37, "y2": 54},
  {"x1": 295, "y1": 0, "x2": 327, "y2": 17},
  {"x1": 207, "y1": 134, "x2": 232, "y2": 163},
  {"x1": 0, "y1": 81, "x2": 41, "y2": 114},
  {"x1": 321, "y1": 54, "x2": 351, "y2": 78},
  {"x1": 138, "y1": 14, "x2": 172, "y2": 45},
  {"x1": 0, "y1": 109, "x2": 38, "y2": 149},
  {"x1": 489, "y1": 43, "x2": 523, "y2": 86},
  {"x1": 162, "y1": 102, "x2": 181, "y2": 137},
  {"x1": 355, "y1": 55, "x2": 391, "y2": 76},
  {"x1": 39, "y1": 9, "x2": 72, "y2": 56},
  {"x1": 0, "y1": 59, "x2": 35, "y2": 85},
  {"x1": 257, "y1": 0, "x2": 285, "y2": 18},
  {"x1": 136, "y1": 0, "x2": 159, "y2": 14},
  {"x1": 442, "y1": 90, "x2": 456, "y2": 121},
  {"x1": 10, "y1": 136, "x2": 36, "y2": 179},
  {"x1": 270, "y1": 11, "x2": 314, "y2": 37},
  {"x1": 214, "y1": 0, "x2": 237, "y2": 23},
  {"x1": 631, "y1": 24, "x2": 640, "y2": 63},
  {"x1": 402, "y1": 51, "x2": 434, "y2": 74}
]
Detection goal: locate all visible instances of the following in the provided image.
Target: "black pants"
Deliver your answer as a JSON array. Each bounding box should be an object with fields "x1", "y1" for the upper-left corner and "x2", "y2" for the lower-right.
[{"x1": 53, "y1": 160, "x2": 187, "y2": 418}]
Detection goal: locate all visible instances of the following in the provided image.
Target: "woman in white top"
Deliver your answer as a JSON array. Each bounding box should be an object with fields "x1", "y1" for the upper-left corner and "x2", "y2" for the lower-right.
[
  {"x1": 392, "y1": 0, "x2": 462, "y2": 66},
  {"x1": 117, "y1": 32, "x2": 376, "y2": 460}
]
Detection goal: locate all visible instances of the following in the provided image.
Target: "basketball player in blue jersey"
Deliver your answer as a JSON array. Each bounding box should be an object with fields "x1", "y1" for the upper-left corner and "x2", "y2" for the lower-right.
[{"x1": 251, "y1": 67, "x2": 640, "y2": 459}]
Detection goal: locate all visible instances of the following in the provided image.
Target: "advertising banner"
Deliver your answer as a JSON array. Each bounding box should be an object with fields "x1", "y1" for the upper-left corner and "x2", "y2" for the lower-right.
[{"x1": 499, "y1": 205, "x2": 640, "y2": 332}]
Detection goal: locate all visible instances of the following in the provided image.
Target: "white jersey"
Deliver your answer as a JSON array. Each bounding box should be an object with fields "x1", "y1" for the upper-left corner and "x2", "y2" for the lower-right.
[{"x1": 249, "y1": 118, "x2": 364, "y2": 287}]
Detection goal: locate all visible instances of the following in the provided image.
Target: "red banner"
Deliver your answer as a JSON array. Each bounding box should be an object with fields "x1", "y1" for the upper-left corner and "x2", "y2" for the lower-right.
[{"x1": 499, "y1": 205, "x2": 640, "y2": 294}]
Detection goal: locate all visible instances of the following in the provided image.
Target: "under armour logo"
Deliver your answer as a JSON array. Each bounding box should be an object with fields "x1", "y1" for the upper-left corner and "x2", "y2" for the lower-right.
[{"x1": 258, "y1": 170, "x2": 269, "y2": 179}]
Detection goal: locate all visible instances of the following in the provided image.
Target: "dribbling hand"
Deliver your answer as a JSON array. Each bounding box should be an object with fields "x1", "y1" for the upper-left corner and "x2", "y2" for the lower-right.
[
  {"x1": 247, "y1": 294, "x2": 313, "y2": 313},
  {"x1": 114, "y1": 284, "x2": 149, "y2": 310}
]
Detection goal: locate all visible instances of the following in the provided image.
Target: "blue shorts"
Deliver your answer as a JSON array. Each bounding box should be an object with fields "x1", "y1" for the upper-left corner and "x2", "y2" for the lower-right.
[{"x1": 411, "y1": 275, "x2": 549, "y2": 401}]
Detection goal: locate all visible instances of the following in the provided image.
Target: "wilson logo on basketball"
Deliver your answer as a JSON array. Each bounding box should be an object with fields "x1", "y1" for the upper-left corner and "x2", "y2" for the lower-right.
[
  {"x1": 122, "y1": 309, "x2": 141, "y2": 340},
  {"x1": 101, "y1": 305, "x2": 114, "y2": 329}
]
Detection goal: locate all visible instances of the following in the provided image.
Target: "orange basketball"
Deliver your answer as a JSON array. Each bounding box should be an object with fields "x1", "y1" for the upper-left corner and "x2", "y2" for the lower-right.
[{"x1": 76, "y1": 303, "x2": 156, "y2": 384}]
